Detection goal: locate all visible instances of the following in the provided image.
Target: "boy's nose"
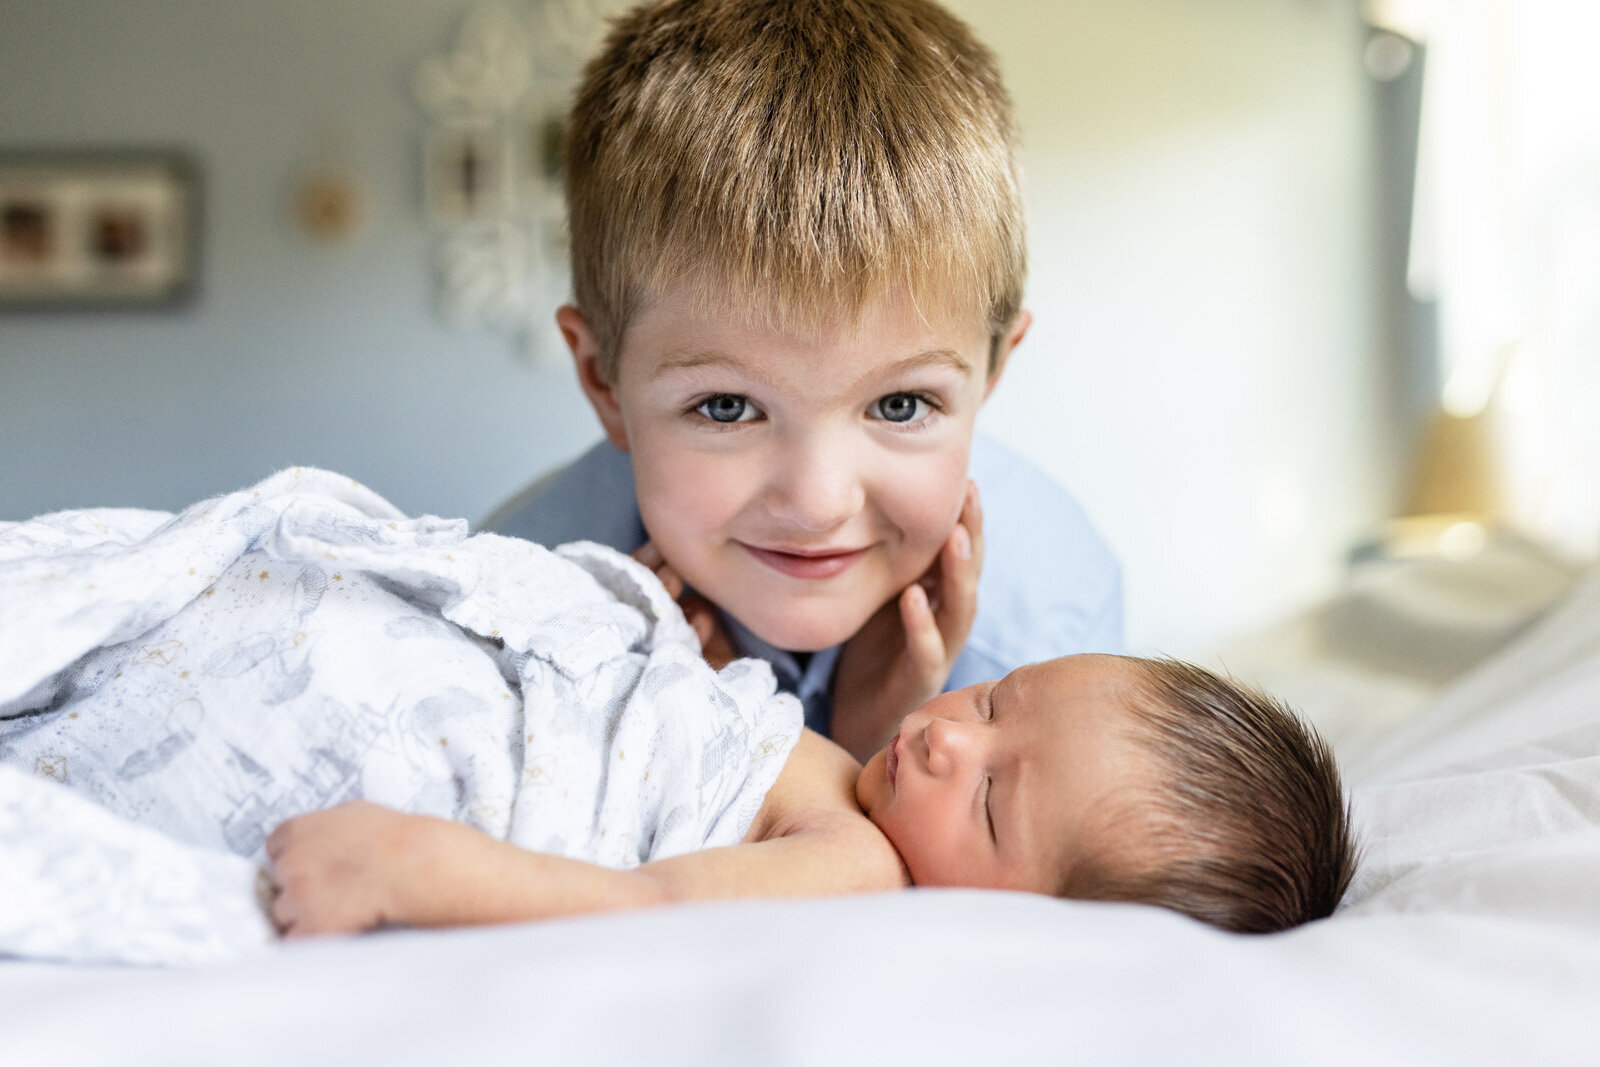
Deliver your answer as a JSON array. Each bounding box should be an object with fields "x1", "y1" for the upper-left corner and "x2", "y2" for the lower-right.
[{"x1": 764, "y1": 438, "x2": 865, "y2": 533}]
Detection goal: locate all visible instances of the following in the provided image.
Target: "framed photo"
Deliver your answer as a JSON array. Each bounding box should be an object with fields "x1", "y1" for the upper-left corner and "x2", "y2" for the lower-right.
[{"x1": 0, "y1": 150, "x2": 199, "y2": 308}]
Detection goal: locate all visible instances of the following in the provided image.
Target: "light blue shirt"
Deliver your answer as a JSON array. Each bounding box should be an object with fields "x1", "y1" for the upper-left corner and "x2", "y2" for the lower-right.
[{"x1": 483, "y1": 434, "x2": 1123, "y2": 735}]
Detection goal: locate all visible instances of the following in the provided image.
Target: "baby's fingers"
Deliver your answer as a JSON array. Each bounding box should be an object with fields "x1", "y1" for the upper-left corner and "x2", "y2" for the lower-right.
[
  {"x1": 263, "y1": 845, "x2": 305, "y2": 936},
  {"x1": 269, "y1": 880, "x2": 300, "y2": 935}
]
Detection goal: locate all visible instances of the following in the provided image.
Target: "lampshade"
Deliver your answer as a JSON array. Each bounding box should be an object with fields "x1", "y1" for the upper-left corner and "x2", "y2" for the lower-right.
[{"x1": 1402, "y1": 407, "x2": 1500, "y2": 520}]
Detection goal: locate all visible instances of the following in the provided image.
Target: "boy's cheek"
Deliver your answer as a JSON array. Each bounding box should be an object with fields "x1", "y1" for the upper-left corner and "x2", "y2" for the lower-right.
[
  {"x1": 886, "y1": 450, "x2": 972, "y2": 553},
  {"x1": 632, "y1": 452, "x2": 749, "y2": 550}
]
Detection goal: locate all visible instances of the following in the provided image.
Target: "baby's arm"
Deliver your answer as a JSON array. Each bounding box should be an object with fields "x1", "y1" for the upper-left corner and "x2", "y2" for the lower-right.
[{"x1": 266, "y1": 732, "x2": 906, "y2": 936}]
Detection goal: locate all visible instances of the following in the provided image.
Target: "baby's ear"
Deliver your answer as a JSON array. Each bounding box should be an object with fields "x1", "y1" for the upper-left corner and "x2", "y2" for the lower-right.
[
  {"x1": 558, "y1": 304, "x2": 630, "y2": 452},
  {"x1": 985, "y1": 309, "x2": 1032, "y2": 399}
]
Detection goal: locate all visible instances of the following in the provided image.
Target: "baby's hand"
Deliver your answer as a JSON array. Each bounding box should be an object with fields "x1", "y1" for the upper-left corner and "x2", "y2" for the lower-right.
[
  {"x1": 633, "y1": 541, "x2": 738, "y2": 670},
  {"x1": 265, "y1": 801, "x2": 419, "y2": 937},
  {"x1": 831, "y1": 481, "x2": 983, "y2": 762}
]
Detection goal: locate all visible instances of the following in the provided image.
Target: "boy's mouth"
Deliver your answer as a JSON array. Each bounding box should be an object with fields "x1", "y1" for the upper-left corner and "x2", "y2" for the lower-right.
[
  {"x1": 886, "y1": 732, "x2": 899, "y2": 786},
  {"x1": 740, "y1": 543, "x2": 868, "y2": 580}
]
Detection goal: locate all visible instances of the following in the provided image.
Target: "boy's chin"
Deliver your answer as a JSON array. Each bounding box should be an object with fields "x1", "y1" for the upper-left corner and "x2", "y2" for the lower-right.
[{"x1": 733, "y1": 607, "x2": 869, "y2": 656}]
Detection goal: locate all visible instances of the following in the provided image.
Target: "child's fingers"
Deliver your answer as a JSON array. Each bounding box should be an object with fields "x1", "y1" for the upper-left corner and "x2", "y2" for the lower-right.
[
  {"x1": 898, "y1": 583, "x2": 946, "y2": 677},
  {"x1": 963, "y1": 480, "x2": 985, "y2": 570},
  {"x1": 682, "y1": 594, "x2": 717, "y2": 648},
  {"x1": 656, "y1": 565, "x2": 685, "y2": 600},
  {"x1": 931, "y1": 487, "x2": 982, "y2": 658},
  {"x1": 632, "y1": 541, "x2": 690, "y2": 600},
  {"x1": 679, "y1": 592, "x2": 737, "y2": 668}
]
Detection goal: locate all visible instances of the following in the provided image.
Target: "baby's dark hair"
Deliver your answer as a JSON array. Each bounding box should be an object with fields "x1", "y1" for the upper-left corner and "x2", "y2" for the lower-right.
[{"x1": 1066, "y1": 657, "x2": 1358, "y2": 934}]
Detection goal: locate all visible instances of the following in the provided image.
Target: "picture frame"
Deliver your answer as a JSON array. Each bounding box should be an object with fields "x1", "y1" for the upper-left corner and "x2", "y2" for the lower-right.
[{"x1": 0, "y1": 149, "x2": 200, "y2": 308}]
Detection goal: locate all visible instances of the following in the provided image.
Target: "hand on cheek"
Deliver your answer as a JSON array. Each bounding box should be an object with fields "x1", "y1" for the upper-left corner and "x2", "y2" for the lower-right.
[{"x1": 830, "y1": 481, "x2": 984, "y2": 763}]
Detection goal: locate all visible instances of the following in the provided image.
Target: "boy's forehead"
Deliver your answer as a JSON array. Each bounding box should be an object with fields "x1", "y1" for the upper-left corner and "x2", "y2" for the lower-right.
[{"x1": 624, "y1": 280, "x2": 992, "y2": 361}]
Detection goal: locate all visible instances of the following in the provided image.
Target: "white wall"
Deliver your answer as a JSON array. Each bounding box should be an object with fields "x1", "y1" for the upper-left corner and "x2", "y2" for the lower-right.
[
  {"x1": 952, "y1": 0, "x2": 1388, "y2": 656},
  {"x1": 0, "y1": 0, "x2": 1388, "y2": 658}
]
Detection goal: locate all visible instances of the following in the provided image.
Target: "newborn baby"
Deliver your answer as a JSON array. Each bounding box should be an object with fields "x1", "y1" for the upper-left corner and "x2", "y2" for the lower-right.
[{"x1": 271, "y1": 650, "x2": 1356, "y2": 937}]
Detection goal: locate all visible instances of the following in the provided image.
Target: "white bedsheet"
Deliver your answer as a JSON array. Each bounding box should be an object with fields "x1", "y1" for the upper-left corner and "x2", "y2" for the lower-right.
[{"x1": 4, "y1": 557, "x2": 1599, "y2": 1063}]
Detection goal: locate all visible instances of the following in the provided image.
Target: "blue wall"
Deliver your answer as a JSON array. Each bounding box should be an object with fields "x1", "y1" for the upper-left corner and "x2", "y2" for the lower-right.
[{"x1": 0, "y1": 0, "x2": 598, "y2": 521}]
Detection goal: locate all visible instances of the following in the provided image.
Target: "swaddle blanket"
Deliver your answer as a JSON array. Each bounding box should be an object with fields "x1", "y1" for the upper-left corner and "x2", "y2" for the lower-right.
[{"x1": 0, "y1": 467, "x2": 802, "y2": 966}]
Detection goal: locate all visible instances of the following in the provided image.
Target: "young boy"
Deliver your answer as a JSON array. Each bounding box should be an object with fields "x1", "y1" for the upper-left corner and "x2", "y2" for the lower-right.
[
  {"x1": 486, "y1": 0, "x2": 1122, "y2": 761},
  {"x1": 269, "y1": 653, "x2": 1355, "y2": 937}
]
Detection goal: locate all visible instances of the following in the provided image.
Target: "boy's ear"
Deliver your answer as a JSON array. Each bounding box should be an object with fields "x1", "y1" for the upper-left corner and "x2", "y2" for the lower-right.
[
  {"x1": 557, "y1": 304, "x2": 630, "y2": 453},
  {"x1": 984, "y1": 309, "x2": 1031, "y2": 400}
]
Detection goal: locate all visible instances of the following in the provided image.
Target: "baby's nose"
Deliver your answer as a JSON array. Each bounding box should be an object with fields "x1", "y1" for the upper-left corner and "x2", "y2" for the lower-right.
[{"x1": 922, "y1": 716, "x2": 978, "y2": 776}]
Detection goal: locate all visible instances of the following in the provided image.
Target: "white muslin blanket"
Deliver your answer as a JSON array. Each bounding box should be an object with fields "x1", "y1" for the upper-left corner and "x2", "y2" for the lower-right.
[{"x1": 0, "y1": 467, "x2": 801, "y2": 966}]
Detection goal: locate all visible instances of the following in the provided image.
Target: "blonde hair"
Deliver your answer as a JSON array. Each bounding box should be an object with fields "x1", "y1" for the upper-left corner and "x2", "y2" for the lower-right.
[{"x1": 565, "y1": 0, "x2": 1026, "y2": 379}]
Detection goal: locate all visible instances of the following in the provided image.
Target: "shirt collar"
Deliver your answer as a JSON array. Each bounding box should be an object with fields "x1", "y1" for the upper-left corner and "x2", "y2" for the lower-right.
[{"x1": 723, "y1": 614, "x2": 844, "y2": 703}]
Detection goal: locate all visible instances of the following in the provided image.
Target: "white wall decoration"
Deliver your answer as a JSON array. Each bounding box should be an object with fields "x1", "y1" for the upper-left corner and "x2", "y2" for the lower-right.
[{"x1": 414, "y1": 1, "x2": 626, "y2": 360}]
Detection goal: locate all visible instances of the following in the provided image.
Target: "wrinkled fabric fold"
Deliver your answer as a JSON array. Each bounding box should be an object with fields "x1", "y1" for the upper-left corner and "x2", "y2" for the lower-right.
[{"x1": 0, "y1": 468, "x2": 800, "y2": 966}]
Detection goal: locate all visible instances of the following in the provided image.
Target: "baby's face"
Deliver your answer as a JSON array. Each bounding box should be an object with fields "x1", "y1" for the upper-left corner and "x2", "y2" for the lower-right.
[
  {"x1": 855, "y1": 655, "x2": 1151, "y2": 892},
  {"x1": 576, "y1": 283, "x2": 999, "y2": 652}
]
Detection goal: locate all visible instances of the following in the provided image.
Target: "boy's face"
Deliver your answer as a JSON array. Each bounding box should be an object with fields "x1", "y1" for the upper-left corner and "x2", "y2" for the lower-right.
[
  {"x1": 564, "y1": 286, "x2": 1023, "y2": 652},
  {"x1": 855, "y1": 655, "x2": 1151, "y2": 892}
]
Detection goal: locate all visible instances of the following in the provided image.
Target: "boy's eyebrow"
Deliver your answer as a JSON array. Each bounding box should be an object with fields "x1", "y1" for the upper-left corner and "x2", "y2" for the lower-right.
[
  {"x1": 651, "y1": 347, "x2": 976, "y2": 387},
  {"x1": 865, "y1": 348, "x2": 976, "y2": 385},
  {"x1": 651, "y1": 350, "x2": 748, "y2": 379}
]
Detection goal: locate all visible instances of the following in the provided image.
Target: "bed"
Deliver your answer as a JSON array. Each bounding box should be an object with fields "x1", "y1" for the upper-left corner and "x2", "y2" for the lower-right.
[{"x1": 3, "y1": 544, "x2": 1598, "y2": 1065}]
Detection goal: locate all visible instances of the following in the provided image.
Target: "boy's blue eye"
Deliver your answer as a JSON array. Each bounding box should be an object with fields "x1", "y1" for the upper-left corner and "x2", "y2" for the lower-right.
[
  {"x1": 697, "y1": 394, "x2": 754, "y2": 423},
  {"x1": 871, "y1": 392, "x2": 931, "y2": 423}
]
